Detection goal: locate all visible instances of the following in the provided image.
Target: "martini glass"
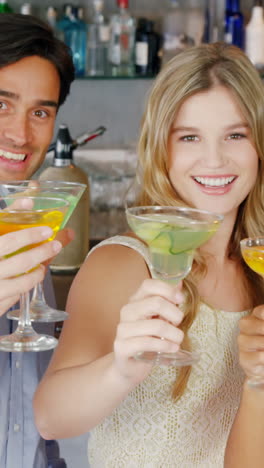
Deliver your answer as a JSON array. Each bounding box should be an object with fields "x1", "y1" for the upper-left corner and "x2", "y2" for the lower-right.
[
  {"x1": 126, "y1": 205, "x2": 223, "y2": 366},
  {"x1": 2, "y1": 181, "x2": 86, "y2": 322},
  {"x1": 240, "y1": 236, "x2": 264, "y2": 389},
  {"x1": 0, "y1": 195, "x2": 69, "y2": 352}
]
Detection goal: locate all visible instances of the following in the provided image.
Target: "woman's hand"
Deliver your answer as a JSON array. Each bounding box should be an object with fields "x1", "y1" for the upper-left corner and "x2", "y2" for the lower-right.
[
  {"x1": 238, "y1": 305, "x2": 264, "y2": 380},
  {"x1": 0, "y1": 226, "x2": 62, "y2": 316},
  {"x1": 113, "y1": 278, "x2": 185, "y2": 383}
]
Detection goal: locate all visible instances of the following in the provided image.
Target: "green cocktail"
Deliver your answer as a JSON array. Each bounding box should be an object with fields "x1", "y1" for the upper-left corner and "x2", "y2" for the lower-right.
[
  {"x1": 127, "y1": 211, "x2": 220, "y2": 282},
  {"x1": 0, "y1": 181, "x2": 86, "y2": 228},
  {"x1": 126, "y1": 206, "x2": 223, "y2": 366},
  {"x1": 2, "y1": 181, "x2": 86, "y2": 323}
]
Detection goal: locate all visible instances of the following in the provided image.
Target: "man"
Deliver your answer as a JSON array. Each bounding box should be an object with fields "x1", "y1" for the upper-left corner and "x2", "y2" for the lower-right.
[{"x1": 0, "y1": 13, "x2": 75, "y2": 468}]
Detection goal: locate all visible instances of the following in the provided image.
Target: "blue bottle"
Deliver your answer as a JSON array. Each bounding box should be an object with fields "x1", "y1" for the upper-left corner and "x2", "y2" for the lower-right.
[
  {"x1": 56, "y1": 4, "x2": 73, "y2": 41},
  {"x1": 224, "y1": 0, "x2": 244, "y2": 49},
  {"x1": 64, "y1": 6, "x2": 87, "y2": 77}
]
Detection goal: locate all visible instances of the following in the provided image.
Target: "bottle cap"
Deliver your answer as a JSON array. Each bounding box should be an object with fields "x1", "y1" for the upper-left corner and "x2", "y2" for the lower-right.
[
  {"x1": 20, "y1": 3, "x2": 32, "y2": 14},
  {"x1": 54, "y1": 125, "x2": 73, "y2": 161},
  {"x1": 93, "y1": 0, "x2": 104, "y2": 12},
  {"x1": 117, "y1": 0, "x2": 128, "y2": 8},
  {"x1": 63, "y1": 3, "x2": 73, "y2": 16},
  {"x1": 47, "y1": 6, "x2": 57, "y2": 19},
  {"x1": 77, "y1": 6, "x2": 84, "y2": 20}
]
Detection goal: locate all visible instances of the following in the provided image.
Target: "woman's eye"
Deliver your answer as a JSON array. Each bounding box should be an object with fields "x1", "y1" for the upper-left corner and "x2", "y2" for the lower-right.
[
  {"x1": 228, "y1": 133, "x2": 246, "y2": 140},
  {"x1": 180, "y1": 135, "x2": 198, "y2": 142}
]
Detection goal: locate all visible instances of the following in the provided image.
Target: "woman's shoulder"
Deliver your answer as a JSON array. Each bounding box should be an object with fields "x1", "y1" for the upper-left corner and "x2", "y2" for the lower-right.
[
  {"x1": 63, "y1": 234, "x2": 151, "y2": 358},
  {"x1": 85, "y1": 234, "x2": 150, "y2": 270},
  {"x1": 88, "y1": 233, "x2": 147, "y2": 254},
  {"x1": 73, "y1": 234, "x2": 151, "y2": 297}
]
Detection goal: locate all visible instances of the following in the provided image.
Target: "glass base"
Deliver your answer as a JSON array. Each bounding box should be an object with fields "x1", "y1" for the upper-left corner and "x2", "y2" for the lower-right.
[
  {"x1": 0, "y1": 331, "x2": 58, "y2": 352},
  {"x1": 7, "y1": 304, "x2": 68, "y2": 323},
  {"x1": 134, "y1": 349, "x2": 199, "y2": 366}
]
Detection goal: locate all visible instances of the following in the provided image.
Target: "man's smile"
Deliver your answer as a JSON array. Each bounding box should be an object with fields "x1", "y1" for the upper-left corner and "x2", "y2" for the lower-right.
[{"x1": 0, "y1": 149, "x2": 27, "y2": 162}]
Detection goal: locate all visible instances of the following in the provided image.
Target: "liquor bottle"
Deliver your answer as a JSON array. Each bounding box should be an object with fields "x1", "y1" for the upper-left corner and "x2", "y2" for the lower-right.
[
  {"x1": 185, "y1": 0, "x2": 205, "y2": 46},
  {"x1": 64, "y1": 6, "x2": 87, "y2": 77},
  {"x1": 38, "y1": 125, "x2": 91, "y2": 272},
  {"x1": 0, "y1": 0, "x2": 13, "y2": 13},
  {"x1": 57, "y1": 4, "x2": 73, "y2": 41},
  {"x1": 202, "y1": 0, "x2": 218, "y2": 43},
  {"x1": 86, "y1": 0, "x2": 110, "y2": 76},
  {"x1": 20, "y1": 3, "x2": 32, "y2": 15},
  {"x1": 161, "y1": 0, "x2": 186, "y2": 64},
  {"x1": 91, "y1": 0, "x2": 110, "y2": 44},
  {"x1": 135, "y1": 18, "x2": 161, "y2": 76},
  {"x1": 46, "y1": 6, "x2": 58, "y2": 30},
  {"x1": 245, "y1": 0, "x2": 264, "y2": 69},
  {"x1": 108, "y1": 0, "x2": 135, "y2": 76},
  {"x1": 224, "y1": 0, "x2": 244, "y2": 48}
]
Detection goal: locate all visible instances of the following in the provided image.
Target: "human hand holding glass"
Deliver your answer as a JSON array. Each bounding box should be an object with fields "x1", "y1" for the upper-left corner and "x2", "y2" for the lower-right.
[
  {"x1": 240, "y1": 236, "x2": 264, "y2": 388},
  {"x1": 1, "y1": 181, "x2": 86, "y2": 322},
  {"x1": 126, "y1": 205, "x2": 223, "y2": 366},
  {"x1": 0, "y1": 194, "x2": 69, "y2": 352}
]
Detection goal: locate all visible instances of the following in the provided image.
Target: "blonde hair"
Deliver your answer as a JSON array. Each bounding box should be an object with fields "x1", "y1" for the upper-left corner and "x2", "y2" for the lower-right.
[{"x1": 136, "y1": 42, "x2": 264, "y2": 399}]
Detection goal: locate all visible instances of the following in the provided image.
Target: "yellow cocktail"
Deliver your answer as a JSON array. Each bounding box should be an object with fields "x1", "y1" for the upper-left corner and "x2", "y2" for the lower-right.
[
  {"x1": 240, "y1": 236, "x2": 264, "y2": 389},
  {"x1": 0, "y1": 208, "x2": 64, "y2": 254},
  {"x1": 0, "y1": 195, "x2": 69, "y2": 352},
  {"x1": 241, "y1": 244, "x2": 264, "y2": 275}
]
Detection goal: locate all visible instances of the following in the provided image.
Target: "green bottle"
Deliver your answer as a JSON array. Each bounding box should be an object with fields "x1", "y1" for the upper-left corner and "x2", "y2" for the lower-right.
[{"x1": 0, "y1": 0, "x2": 13, "y2": 13}]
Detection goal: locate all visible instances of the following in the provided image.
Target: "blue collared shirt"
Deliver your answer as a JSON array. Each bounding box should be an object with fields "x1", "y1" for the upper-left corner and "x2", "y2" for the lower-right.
[{"x1": 0, "y1": 272, "x2": 56, "y2": 468}]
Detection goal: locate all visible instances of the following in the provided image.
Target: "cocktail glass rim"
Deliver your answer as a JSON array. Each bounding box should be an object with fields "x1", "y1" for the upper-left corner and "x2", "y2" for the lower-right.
[
  {"x1": 126, "y1": 205, "x2": 224, "y2": 225},
  {"x1": 0, "y1": 180, "x2": 87, "y2": 189},
  {"x1": 240, "y1": 236, "x2": 264, "y2": 251}
]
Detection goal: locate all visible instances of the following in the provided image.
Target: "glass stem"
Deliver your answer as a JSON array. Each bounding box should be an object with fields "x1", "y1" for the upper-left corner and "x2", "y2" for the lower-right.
[
  {"x1": 31, "y1": 282, "x2": 46, "y2": 305},
  {"x1": 16, "y1": 292, "x2": 36, "y2": 335}
]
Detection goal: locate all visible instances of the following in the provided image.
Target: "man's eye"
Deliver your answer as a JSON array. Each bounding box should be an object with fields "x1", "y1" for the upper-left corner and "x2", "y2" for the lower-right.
[
  {"x1": 180, "y1": 135, "x2": 198, "y2": 142},
  {"x1": 0, "y1": 101, "x2": 7, "y2": 110},
  {"x1": 229, "y1": 133, "x2": 246, "y2": 140},
  {"x1": 34, "y1": 109, "x2": 48, "y2": 118}
]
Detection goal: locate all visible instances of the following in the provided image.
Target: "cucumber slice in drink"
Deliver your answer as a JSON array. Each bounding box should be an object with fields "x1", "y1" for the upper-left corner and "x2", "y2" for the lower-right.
[
  {"x1": 150, "y1": 231, "x2": 172, "y2": 253},
  {"x1": 135, "y1": 221, "x2": 166, "y2": 243}
]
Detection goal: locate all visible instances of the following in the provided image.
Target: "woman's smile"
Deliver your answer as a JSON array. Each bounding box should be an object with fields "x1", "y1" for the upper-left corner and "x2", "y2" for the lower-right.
[{"x1": 191, "y1": 174, "x2": 237, "y2": 195}]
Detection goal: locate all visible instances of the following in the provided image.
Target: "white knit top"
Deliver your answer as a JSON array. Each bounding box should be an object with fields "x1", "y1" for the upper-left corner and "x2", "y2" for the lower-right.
[{"x1": 86, "y1": 236, "x2": 248, "y2": 468}]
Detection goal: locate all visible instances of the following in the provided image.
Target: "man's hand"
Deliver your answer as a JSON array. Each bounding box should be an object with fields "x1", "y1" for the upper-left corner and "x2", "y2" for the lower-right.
[
  {"x1": 41, "y1": 228, "x2": 75, "y2": 268},
  {"x1": 55, "y1": 227, "x2": 75, "y2": 249},
  {"x1": 0, "y1": 226, "x2": 62, "y2": 317},
  {"x1": 238, "y1": 305, "x2": 264, "y2": 379}
]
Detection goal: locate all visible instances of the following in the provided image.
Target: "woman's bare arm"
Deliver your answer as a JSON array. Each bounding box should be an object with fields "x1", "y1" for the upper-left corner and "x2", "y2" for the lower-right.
[{"x1": 33, "y1": 243, "x2": 184, "y2": 439}]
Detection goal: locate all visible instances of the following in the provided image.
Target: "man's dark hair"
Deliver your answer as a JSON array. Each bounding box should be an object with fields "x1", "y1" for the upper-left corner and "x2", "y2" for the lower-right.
[{"x1": 0, "y1": 13, "x2": 75, "y2": 107}]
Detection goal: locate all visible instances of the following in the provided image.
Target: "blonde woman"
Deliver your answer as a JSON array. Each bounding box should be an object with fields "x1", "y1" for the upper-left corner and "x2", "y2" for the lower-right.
[{"x1": 34, "y1": 42, "x2": 264, "y2": 467}]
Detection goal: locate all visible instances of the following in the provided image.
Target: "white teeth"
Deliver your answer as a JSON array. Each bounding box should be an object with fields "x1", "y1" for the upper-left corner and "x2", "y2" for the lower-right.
[
  {"x1": 0, "y1": 150, "x2": 26, "y2": 161},
  {"x1": 194, "y1": 176, "x2": 235, "y2": 187}
]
